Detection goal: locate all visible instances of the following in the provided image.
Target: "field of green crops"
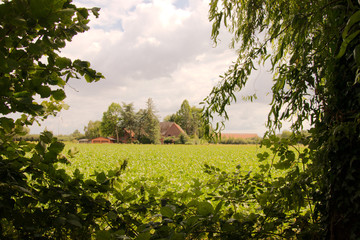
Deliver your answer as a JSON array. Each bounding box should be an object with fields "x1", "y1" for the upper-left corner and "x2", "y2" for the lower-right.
[{"x1": 62, "y1": 144, "x2": 267, "y2": 191}]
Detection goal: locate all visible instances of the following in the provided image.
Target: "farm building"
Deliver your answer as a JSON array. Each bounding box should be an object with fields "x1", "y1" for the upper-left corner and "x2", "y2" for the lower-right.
[
  {"x1": 91, "y1": 137, "x2": 116, "y2": 144},
  {"x1": 78, "y1": 138, "x2": 90, "y2": 143},
  {"x1": 159, "y1": 122, "x2": 186, "y2": 144},
  {"x1": 221, "y1": 133, "x2": 259, "y2": 139},
  {"x1": 160, "y1": 122, "x2": 185, "y2": 138},
  {"x1": 118, "y1": 129, "x2": 135, "y2": 143}
]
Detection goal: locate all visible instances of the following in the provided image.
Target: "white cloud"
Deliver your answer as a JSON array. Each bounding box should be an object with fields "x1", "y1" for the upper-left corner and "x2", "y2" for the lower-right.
[{"x1": 29, "y1": 0, "x2": 274, "y2": 136}]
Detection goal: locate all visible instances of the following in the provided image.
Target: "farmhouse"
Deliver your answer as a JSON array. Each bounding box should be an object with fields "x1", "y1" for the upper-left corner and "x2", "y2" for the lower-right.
[
  {"x1": 119, "y1": 129, "x2": 135, "y2": 143},
  {"x1": 159, "y1": 122, "x2": 185, "y2": 143},
  {"x1": 160, "y1": 122, "x2": 185, "y2": 137},
  {"x1": 91, "y1": 137, "x2": 116, "y2": 144}
]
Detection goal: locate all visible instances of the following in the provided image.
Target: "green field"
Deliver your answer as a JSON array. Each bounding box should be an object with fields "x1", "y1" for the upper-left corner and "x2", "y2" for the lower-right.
[{"x1": 63, "y1": 144, "x2": 267, "y2": 191}]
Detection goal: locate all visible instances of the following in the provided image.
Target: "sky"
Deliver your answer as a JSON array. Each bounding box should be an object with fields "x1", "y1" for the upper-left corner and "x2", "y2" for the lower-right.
[{"x1": 29, "y1": 0, "x2": 276, "y2": 136}]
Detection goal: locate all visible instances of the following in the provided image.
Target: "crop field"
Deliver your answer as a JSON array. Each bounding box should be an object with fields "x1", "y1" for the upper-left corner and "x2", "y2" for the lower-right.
[{"x1": 62, "y1": 144, "x2": 268, "y2": 192}]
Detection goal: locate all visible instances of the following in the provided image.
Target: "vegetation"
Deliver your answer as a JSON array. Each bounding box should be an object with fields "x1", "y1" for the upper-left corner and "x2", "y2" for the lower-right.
[
  {"x1": 101, "y1": 102, "x2": 123, "y2": 142},
  {"x1": 62, "y1": 144, "x2": 265, "y2": 189},
  {"x1": 0, "y1": 0, "x2": 109, "y2": 238},
  {"x1": 216, "y1": 136, "x2": 261, "y2": 145},
  {"x1": 203, "y1": 0, "x2": 360, "y2": 238},
  {"x1": 84, "y1": 120, "x2": 101, "y2": 139},
  {"x1": 164, "y1": 99, "x2": 206, "y2": 138},
  {"x1": 2, "y1": 0, "x2": 359, "y2": 239},
  {"x1": 98, "y1": 98, "x2": 161, "y2": 144}
]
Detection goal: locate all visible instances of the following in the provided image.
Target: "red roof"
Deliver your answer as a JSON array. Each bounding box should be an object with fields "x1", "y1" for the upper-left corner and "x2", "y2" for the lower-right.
[
  {"x1": 160, "y1": 122, "x2": 185, "y2": 137},
  {"x1": 221, "y1": 133, "x2": 259, "y2": 139}
]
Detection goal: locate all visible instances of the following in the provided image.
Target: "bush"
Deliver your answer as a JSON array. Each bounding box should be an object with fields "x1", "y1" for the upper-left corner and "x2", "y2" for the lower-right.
[
  {"x1": 164, "y1": 136, "x2": 176, "y2": 144},
  {"x1": 176, "y1": 133, "x2": 191, "y2": 144}
]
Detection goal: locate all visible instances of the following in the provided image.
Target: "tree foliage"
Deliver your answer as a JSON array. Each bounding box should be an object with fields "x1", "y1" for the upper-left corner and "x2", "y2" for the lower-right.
[
  {"x1": 101, "y1": 102, "x2": 122, "y2": 142},
  {"x1": 203, "y1": 0, "x2": 360, "y2": 238},
  {"x1": 139, "y1": 98, "x2": 160, "y2": 144},
  {"x1": 120, "y1": 102, "x2": 137, "y2": 135},
  {"x1": 98, "y1": 100, "x2": 160, "y2": 144},
  {"x1": 0, "y1": 0, "x2": 119, "y2": 238},
  {"x1": 165, "y1": 99, "x2": 205, "y2": 138},
  {"x1": 84, "y1": 120, "x2": 101, "y2": 139}
]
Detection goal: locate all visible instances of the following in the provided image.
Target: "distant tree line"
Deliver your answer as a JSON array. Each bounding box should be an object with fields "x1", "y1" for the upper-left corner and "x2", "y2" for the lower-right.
[
  {"x1": 17, "y1": 98, "x2": 264, "y2": 145},
  {"x1": 82, "y1": 99, "x2": 206, "y2": 144},
  {"x1": 83, "y1": 98, "x2": 161, "y2": 144}
]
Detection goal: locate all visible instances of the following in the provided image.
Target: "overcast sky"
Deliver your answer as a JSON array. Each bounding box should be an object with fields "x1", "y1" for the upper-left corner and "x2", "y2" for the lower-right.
[{"x1": 29, "y1": 0, "x2": 276, "y2": 136}]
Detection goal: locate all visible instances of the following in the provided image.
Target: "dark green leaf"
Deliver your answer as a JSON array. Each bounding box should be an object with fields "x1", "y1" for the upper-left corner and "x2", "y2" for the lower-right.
[
  {"x1": 161, "y1": 206, "x2": 175, "y2": 218},
  {"x1": 55, "y1": 57, "x2": 72, "y2": 69},
  {"x1": 197, "y1": 202, "x2": 213, "y2": 216},
  {"x1": 37, "y1": 85, "x2": 52, "y2": 98},
  {"x1": 96, "y1": 172, "x2": 107, "y2": 183},
  {"x1": 52, "y1": 89, "x2": 66, "y2": 101}
]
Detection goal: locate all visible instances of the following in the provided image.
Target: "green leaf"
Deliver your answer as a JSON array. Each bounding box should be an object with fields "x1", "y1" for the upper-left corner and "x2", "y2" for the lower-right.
[
  {"x1": 187, "y1": 200, "x2": 199, "y2": 207},
  {"x1": 107, "y1": 211, "x2": 117, "y2": 220},
  {"x1": 55, "y1": 57, "x2": 72, "y2": 69},
  {"x1": 48, "y1": 141, "x2": 65, "y2": 154},
  {"x1": 214, "y1": 201, "x2": 223, "y2": 215},
  {"x1": 66, "y1": 214, "x2": 82, "y2": 228},
  {"x1": 67, "y1": 147, "x2": 79, "y2": 157},
  {"x1": 73, "y1": 59, "x2": 90, "y2": 69},
  {"x1": 96, "y1": 172, "x2": 107, "y2": 183},
  {"x1": 170, "y1": 233, "x2": 185, "y2": 240},
  {"x1": 52, "y1": 89, "x2": 66, "y2": 101},
  {"x1": 91, "y1": 7, "x2": 101, "y2": 18},
  {"x1": 37, "y1": 86, "x2": 52, "y2": 98},
  {"x1": 96, "y1": 230, "x2": 112, "y2": 240},
  {"x1": 54, "y1": 217, "x2": 66, "y2": 226},
  {"x1": 185, "y1": 216, "x2": 200, "y2": 227},
  {"x1": 67, "y1": 219, "x2": 82, "y2": 228},
  {"x1": 135, "y1": 232, "x2": 151, "y2": 240},
  {"x1": 337, "y1": 30, "x2": 360, "y2": 58},
  {"x1": 161, "y1": 206, "x2": 175, "y2": 218},
  {"x1": 354, "y1": 45, "x2": 360, "y2": 65},
  {"x1": 342, "y1": 10, "x2": 360, "y2": 39},
  {"x1": 0, "y1": 117, "x2": 15, "y2": 132},
  {"x1": 197, "y1": 202, "x2": 214, "y2": 216},
  {"x1": 40, "y1": 131, "x2": 53, "y2": 144}
]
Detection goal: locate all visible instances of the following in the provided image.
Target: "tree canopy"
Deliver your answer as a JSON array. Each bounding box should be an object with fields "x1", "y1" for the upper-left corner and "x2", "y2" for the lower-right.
[
  {"x1": 99, "y1": 99, "x2": 161, "y2": 144},
  {"x1": 165, "y1": 99, "x2": 205, "y2": 138},
  {"x1": 204, "y1": 0, "x2": 360, "y2": 238},
  {"x1": 84, "y1": 120, "x2": 101, "y2": 139},
  {"x1": 101, "y1": 102, "x2": 122, "y2": 142},
  {"x1": 0, "y1": 0, "x2": 116, "y2": 238}
]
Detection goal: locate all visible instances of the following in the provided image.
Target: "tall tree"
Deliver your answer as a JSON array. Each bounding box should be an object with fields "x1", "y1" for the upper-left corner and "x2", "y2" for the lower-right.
[
  {"x1": 139, "y1": 98, "x2": 160, "y2": 144},
  {"x1": 120, "y1": 102, "x2": 136, "y2": 134},
  {"x1": 177, "y1": 99, "x2": 193, "y2": 135},
  {"x1": 84, "y1": 120, "x2": 101, "y2": 139},
  {"x1": 165, "y1": 100, "x2": 205, "y2": 137},
  {"x1": 191, "y1": 106, "x2": 205, "y2": 138},
  {"x1": 205, "y1": 0, "x2": 360, "y2": 238},
  {"x1": 134, "y1": 108, "x2": 147, "y2": 142},
  {"x1": 101, "y1": 103, "x2": 122, "y2": 142}
]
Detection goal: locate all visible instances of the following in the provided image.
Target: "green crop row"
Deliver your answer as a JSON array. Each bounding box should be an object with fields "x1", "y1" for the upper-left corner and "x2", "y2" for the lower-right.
[{"x1": 61, "y1": 144, "x2": 267, "y2": 192}]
